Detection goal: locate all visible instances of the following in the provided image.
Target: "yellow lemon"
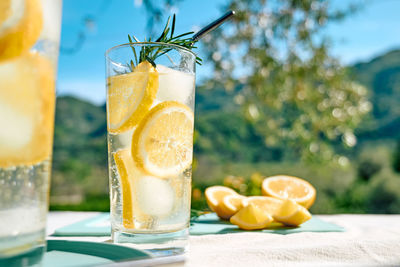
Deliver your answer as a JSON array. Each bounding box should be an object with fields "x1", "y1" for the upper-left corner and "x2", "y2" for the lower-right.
[
  {"x1": 261, "y1": 175, "x2": 316, "y2": 209},
  {"x1": 0, "y1": 0, "x2": 43, "y2": 61},
  {"x1": 230, "y1": 203, "x2": 273, "y2": 230},
  {"x1": 273, "y1": 199, "x2": 312, "y2": 226},
  {"x1": 107, "y1": 61, "x2": 158, "y2": 133},
  {"x1": 0, "y1": 52, "x2": 55, "y2": 167},
  {"x1": 113, "y1": 149, "x2": 136, "y2": 229},
  {"x1": 242, "y1": 196, "x2": 283, "y2": 217},
  {"x1": 204, "y1": 186, "x2": 239, "y2": 217},
  {"x1": 113, "y1": 149, "x2": 150, "y2": 229},
  {"x1": 218, "y1": 194, "x2": 246, "y2": 220},
  {"x1": 131, "y1": 101, "x2": 194, "y2": 177}
]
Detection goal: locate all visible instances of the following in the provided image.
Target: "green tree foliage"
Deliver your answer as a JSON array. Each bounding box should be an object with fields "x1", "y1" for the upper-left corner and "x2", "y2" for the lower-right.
[
  {"x1": 352, "y1": 50, "x2": 400, "y2": 128},
  {"x1": 393, "y1": 139, "x2": 400, "y2": 173},
  {"x1": 200, "y1": 0, "x2": 371, "y2": 161},
  {"x1": 51, "y1": 96, "x2": 109, "y2": 205}
]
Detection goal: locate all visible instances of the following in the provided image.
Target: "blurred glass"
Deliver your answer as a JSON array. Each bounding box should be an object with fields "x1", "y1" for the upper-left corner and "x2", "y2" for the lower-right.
[{"x1": 0, "y1": 0, "x2": 62, "y2": 263}]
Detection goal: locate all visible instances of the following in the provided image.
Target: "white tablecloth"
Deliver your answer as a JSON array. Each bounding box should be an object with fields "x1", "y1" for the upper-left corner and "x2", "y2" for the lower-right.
[{"x1": 47, "y1": 212, "x2": 400, "y2": 266}]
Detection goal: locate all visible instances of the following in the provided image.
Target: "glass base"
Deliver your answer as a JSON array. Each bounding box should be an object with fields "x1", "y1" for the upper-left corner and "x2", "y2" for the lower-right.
[
  {"x1": 0, "y1": 244, "x2": 45, "y2": 267},
  {"x1": 112, "y1": 228, "x2": 189, "y2": 257},
  {"x1": 0, "y1": 229, "x2": 45, "y2": 259}
]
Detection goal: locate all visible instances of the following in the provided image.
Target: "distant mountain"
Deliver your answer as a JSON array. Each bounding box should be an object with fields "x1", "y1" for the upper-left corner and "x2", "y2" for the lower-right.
[
  {"x1": 51, "y1": 96, "x2": 108, "y2": 201},
  {"x1": 352, "y1": 49, "x2": 400, "y2": 138},
  {"x1": 53, "y1": 96, "x2": 107, "y2": 168}
]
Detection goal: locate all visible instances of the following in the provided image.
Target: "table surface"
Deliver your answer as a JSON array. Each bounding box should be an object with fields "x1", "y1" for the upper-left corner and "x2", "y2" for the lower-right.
[{"x1": 47, "y1": 212, "x2": 400, "y2": 267}]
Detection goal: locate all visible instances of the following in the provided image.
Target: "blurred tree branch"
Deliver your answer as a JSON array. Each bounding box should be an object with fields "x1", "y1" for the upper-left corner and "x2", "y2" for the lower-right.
[{"x1": 199, "y1": 0, "x2": 371, "y2": 162}]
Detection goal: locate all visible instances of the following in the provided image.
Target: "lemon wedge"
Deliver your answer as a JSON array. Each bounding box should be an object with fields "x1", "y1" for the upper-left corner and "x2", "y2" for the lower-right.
[
  {"x1": 273, "y1": 199, "x2": 312, "y2": 226},
  {"x1": 230, "y1": 203, "x2": 273, "y2": 230},
  {"x1": 107, "y1": 61, "x2": 158, "y2": 133},
  {"x1": 242, "y1": 196, "x2": 283, "y2": 218},
  {"x1": 261, "y1": 175, "x2": 316, "y2": 209},
  {"x1": 131, "y1": 101, "x2": 194, "y2": 177},
  {"x1": 0, "y1": 0, "x2": 43, "y2": 61},
  {"x1": 0, "y1": 52, "x2": 55, "y2": 167}
]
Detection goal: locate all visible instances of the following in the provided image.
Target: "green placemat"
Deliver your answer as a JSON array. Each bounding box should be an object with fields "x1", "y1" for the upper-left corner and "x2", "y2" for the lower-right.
[
  {"x1": 0, "y1": 240, "x2": 151, "y2": 267},
  {"x1": 53, "y1": 213, "x2": 344, "y2": 237},
  {"x1": 190, "y1": 213, "x2": 344, "y2": 235},
  {"x1": 53, "y1": 213, "x2": 111, "y2": 236}
]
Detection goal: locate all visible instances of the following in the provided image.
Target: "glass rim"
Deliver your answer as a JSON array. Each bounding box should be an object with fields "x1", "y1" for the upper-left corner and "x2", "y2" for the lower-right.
[{"x1": 105, "y1": 42, "x2": 197, "y2": 62}]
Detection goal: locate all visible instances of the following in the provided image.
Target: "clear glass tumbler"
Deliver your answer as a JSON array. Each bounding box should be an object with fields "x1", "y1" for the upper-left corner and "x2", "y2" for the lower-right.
[
  {"x1": 105, "y1": 43, "x2": 196, "y2": 254},
  {"x1": 0, "y1": 0, "x2": 62, "y2": 264}
]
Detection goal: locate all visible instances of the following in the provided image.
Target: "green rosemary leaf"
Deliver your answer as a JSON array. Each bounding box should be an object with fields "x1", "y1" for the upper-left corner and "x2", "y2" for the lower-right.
[
  {"x1": 171, "y1": 14, "x2": 176, "y2": 38},
  {"x1": 155, "y1": 48, "x2": 172, "y2": 58},
  {"x1": 128, "y1": 35, "x2": 138, "y2": 65},
  {"x1": 132, "y1": 35, "x2": 140, "y2": 42},
  {"x1": 127, "y1": 14, "x2": 201, "y2": 69},
  {"x1": 156, "y1": 15, "x2": 171, "y2": 42},
  {"x1": 145, "y1": 56, "x2": 156, "y2": 68},
  {"x1": 130, "y1": 60, "x2": 135, "y2": 71},
  {"x1": 170, "y1": 32, "x2": 194, "y2": 41},
  {"x1": 190, "y1": 209, "x2": 208, "y2": 221},
  {"x1": 132, "y1": 48, "x2": 138, "y2": 65}
]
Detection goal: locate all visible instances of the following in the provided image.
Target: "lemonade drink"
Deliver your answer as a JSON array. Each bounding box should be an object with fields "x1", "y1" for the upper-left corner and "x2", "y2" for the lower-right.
[
  {"x1": 105, "y1": 43, "x2": 196, "y2": 252},
  {"x1": 0, "y1": 0, "x2": 62, "y2": 259}
]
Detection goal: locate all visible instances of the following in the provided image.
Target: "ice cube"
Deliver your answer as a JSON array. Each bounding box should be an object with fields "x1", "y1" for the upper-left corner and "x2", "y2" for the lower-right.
[
  {"x1": 117, "y1": 127, "x2": 135, "y2": 147},
  {"x1": 40, "y1": 0, "x2": 63, "y2": 42},
  {"x1": 136, "y1": 176, "x2": 174, "y2": 217},
  {"x1": 0, "y1": 101, "x2": 33, "y2": 150},
  {"x1": 0, "y1": 207, "x2": 45, "y2": 236},
  {"x1": 156, "y1": 65, "x2": 195, "y2": 105}
]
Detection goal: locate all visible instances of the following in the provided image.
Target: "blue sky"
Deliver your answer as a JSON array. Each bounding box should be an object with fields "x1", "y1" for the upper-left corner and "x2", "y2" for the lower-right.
[{"x1": 57, "y1": 0, "x2": 400, "y2": 104}]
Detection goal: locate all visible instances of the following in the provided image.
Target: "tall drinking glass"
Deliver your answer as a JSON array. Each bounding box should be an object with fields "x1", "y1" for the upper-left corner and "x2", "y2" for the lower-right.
[
  {"x1": 105, "y1": 43, "x2": 196, "y2": 254},
  {"x1": 0, "y1": 0, "x2": 62, "y2": 264}
]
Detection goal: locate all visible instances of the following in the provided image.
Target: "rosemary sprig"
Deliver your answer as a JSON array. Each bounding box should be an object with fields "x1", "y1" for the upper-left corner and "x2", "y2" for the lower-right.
[
  {"x1": 190, "y1": 209, "x2": 209, "y2": 223},
  {"x1": 127, "y1": 14, "x2": 202, "y2": 69}
]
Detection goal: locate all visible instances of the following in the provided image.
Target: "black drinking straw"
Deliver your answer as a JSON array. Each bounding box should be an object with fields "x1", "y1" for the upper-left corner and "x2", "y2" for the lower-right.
[{"x1": 191, "y1": 10, "x2": 235, "y2": 42}]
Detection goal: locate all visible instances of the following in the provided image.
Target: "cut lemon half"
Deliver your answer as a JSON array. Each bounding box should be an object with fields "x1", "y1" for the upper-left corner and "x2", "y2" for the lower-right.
[
  {"x1": 205, "y1": 186, "x2": 238, "y2": 214},
  {"x1": 261, "y1": 175, "x2": 316, "y2": 209},
  {"x1": 273, "y1": 199, "x2": 312, "y2": 226},
  {"x1": 131, "y1": 101, "x2": 194, "y2": 177},
  {"x1": 242, "y1": 196, "x2": 283, "y2": 217},
  {"x1": 218, "y1": 194, "x2": 246, "y2": 220},
  {"x1": 107, "y1": 61, "x2": 158, "y2": 133},
  {"x1": 0, "y1": 0, "x2": 43, "y2": 61},
  {"x1": 230, "y1": 203, "x2": 273, "y2": 230},
  {"x1": 0, "y1": 52, "x2": 55, "y2": 167}
]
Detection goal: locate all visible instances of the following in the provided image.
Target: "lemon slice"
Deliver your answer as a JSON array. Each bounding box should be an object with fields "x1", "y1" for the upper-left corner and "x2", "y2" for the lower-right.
[
  {"x1": 0, "y1": 0, "x2": 43, "y2": 61},
  {"x1": 204, "y1": 186, "x2": 238, "y2": 215},
  {"x1": 218, "y1": 194, "x2": 246, "y2": 220},
  {"x1": 107, "y1": 61, "x2": 158, "y2": 133},
  {"x1": 230, "y1": 203, "x2": 273, "y2": 230},
  {"x1": 242, "y1": 196, "x2": 283, "y2": 217},
  {"x1": 131, "y1": 101, "x2": 194, "y2": 177},
  {"x1": 273, "y1": 199, "x2": 312, "y2": 226},
  {"x1": 0, "y1": 52, "x2": 55, "y2": 168},
  {"x1": 261, "y1": 175, "x2": 316, "y2": 209},
  {"x1": 113, "y1": 149, "x2": 136, "y2": 229},
  {"x1": 113, "y1": 149, "x2": 152, "y2": 229}
]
